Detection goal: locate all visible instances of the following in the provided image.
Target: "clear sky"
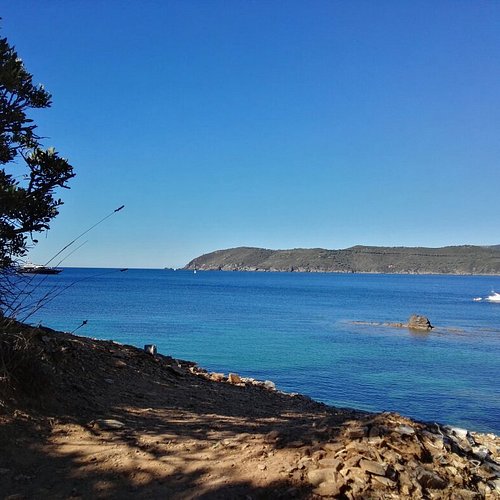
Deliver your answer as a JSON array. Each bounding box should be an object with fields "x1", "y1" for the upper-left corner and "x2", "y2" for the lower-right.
[{"x1": 2, "y1": 1, "x2": 499, "y2": 268}]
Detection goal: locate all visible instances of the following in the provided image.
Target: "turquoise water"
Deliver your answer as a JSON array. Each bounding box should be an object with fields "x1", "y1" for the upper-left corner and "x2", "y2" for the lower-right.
[{"x1": 13, "y1": 269, "x2": 500, "y2": 434}]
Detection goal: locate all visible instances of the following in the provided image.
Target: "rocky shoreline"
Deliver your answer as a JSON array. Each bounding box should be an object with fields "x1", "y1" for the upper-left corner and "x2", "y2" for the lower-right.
[
  {"x1": 1, "y1": 322, "x2": 499, "y2": 498},
  {"x1": 185, "y1": 266, "x2": 500, "y2": 277}
]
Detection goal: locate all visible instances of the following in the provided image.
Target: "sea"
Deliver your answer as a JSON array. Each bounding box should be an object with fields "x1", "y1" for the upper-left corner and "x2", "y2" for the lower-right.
[{"x1": 11, "y1": 268, "x2": 500, "y2": 434}]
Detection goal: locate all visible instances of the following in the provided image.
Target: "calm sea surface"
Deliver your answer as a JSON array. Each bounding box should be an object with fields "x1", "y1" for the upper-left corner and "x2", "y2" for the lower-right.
[{"x1": 15, "y1": 269, "x2": 500, "y2": 434}]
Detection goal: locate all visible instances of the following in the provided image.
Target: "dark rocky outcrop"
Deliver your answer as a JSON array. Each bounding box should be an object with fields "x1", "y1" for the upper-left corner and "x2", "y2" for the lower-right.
[{"x1": 184, "y1": 245, "x2": 500, "y2": 275}]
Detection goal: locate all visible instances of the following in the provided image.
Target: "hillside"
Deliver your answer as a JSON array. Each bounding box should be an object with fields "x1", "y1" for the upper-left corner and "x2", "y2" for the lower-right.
[
  {"x1": 184, "y1": 245, "x2": 500, "y2": 275},
  {"x1": 1, "y1": 321, "x2": 499, "y2": 498}
]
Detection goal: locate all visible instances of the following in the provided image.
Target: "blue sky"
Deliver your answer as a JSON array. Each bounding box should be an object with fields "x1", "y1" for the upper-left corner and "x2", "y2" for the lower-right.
[{"x1": 2, "y1": 1, "x2": 499, "y2": 268}]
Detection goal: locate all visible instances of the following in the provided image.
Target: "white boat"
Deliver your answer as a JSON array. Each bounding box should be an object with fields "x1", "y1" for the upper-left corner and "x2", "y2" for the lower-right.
[
  {"x1": 485, "y1": 291, "x2": 500, "y2": 303},
  {"x1": 18, "y1": 262, "x2": 62, "y2": 275}
]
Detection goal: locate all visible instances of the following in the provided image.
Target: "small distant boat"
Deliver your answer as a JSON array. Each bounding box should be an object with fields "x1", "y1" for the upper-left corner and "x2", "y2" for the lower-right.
[
  {"x1": 485, "y1": 291, "x2": 500, "y2": 303},
  {"x1": 17, "y1": 263, "x2": 62, "y2": 275}
]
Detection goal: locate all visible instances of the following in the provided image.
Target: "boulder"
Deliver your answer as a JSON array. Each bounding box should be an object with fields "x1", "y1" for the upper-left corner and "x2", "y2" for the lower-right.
[
  {"x1": 228, "y1": 373, "x2": 242, "y2": 384},
  {"x1": 407, "y1": 315, "x2": 433, "y2": 330}
]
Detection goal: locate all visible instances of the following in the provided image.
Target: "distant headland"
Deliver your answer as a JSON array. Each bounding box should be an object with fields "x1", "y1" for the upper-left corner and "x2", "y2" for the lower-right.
[{"x1": 184, "y1": 245, "x2": 500, "y2": 275}]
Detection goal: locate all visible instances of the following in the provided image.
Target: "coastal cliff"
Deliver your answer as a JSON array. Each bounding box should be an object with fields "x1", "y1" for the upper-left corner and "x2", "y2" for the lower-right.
[{"x1": 184, "y1": 245, "x2": 500, "y2": 275}]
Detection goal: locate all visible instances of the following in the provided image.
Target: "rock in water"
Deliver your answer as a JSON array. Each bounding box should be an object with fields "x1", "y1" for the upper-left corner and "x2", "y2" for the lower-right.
[{"x1": 407, "y1": 314, "x2": 433, "y2": 330}]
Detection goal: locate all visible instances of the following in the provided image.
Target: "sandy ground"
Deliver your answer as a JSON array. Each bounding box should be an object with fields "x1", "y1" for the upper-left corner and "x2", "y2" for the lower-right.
[{"x1": 0, "y1": 324, "x2": 499, "y2": 499}]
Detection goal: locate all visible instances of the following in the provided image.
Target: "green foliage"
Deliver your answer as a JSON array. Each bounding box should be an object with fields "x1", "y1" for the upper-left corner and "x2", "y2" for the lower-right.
[{"x1": 0, "y1": 33, "x2": 74, "y2": 267}]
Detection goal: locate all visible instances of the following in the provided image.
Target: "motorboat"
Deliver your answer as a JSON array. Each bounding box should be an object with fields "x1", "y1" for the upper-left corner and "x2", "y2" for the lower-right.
[
  {"x1": 17, "y1": 263, "x2": 62, "y2": 275},
  {"x1": 485, "y1": 291, "x2": 500, "y2": 303}
]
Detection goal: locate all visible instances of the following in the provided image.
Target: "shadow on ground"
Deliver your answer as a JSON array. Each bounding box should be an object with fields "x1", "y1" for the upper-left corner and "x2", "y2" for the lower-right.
[{"x1": 0, "y1": 324, "x2": 363, "y2": 499}]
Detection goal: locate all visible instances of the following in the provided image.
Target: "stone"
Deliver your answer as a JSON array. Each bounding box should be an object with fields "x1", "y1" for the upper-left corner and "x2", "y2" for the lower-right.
[
  {"x1": 228, "y1": 373, "x2": 242, "y2": 384},
  {"x1": 371, "y1": 475, "x2": 396, "y2": 487},
  {"x1": 313, "y1": 481, "x2": 342, "y2": 497},
  {"x1": 307, "y1": 468, "x2": 337, "y2": 486},
  {"x1": 345, "y1": 441, "x2": 369, "y2": 452},
  {"x1": 113, "y1": 360, "x2": 127, "y2": 368},
  {"x1": 318, "y1": 458, "x2": 341, "y2": 470},
  {"x1": 95, "y1": 419, "x2": 125, "y2": 430},
  {"x1": 210, "y1": 372, "x2": 225, "y2": 382},
  {"x1": 144, "y1": 344, "x2": 157, "y2": 355},
  {"x1": 395, "y1": 424, "x2": 415, "y2": 436},
  {"x1": 350, "y1": 471, "x2": 369, "y2": 486},
  {"x1": 416, "y1": 467, "x2": 447, "y2": 489},
  {"x1": 477, "y1": 482, "x2": 490, "y2": 496},
  {"x1": 446, "y1": 426, "x2": 469, "y2": 440},
  {"x1": 407, "y1": 314, "x2": 433, "y2": 330},
  {"x1": 400, "y1": 484, "x2": 411, "y2": 496},
  {"x1": 359, "y1": 459, "x2": 386, "y2": 476},
  {"x1": 343, "y1": 455, "x2": 361, "y2": 470},
  {"x1": 422, "y1": 431, "x2": 444, "y2": 451},
  {"x1": 322, "y1": 442, "x2": 344, "y2": 453},
  {"x1": 263, "y1": 380, "x2": 276, "y2": 390},
  {"x1": 265, "y1": 430, "x2": 280, "y2": 442},
  {"x1": 453, "y1": 488, "x2": 480, "y2": 499},
  {"x1": 448, "y1": 434, "x2": 472, "y2": 454},
  {"x1": 483, "y1": 460, "x2": 500, "y2": 477}
]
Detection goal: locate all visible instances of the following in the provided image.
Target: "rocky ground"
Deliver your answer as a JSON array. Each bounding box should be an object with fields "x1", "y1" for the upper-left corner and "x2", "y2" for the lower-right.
[{"x1": 0, "y1": 322, "x2": 499, "y2": 499}]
